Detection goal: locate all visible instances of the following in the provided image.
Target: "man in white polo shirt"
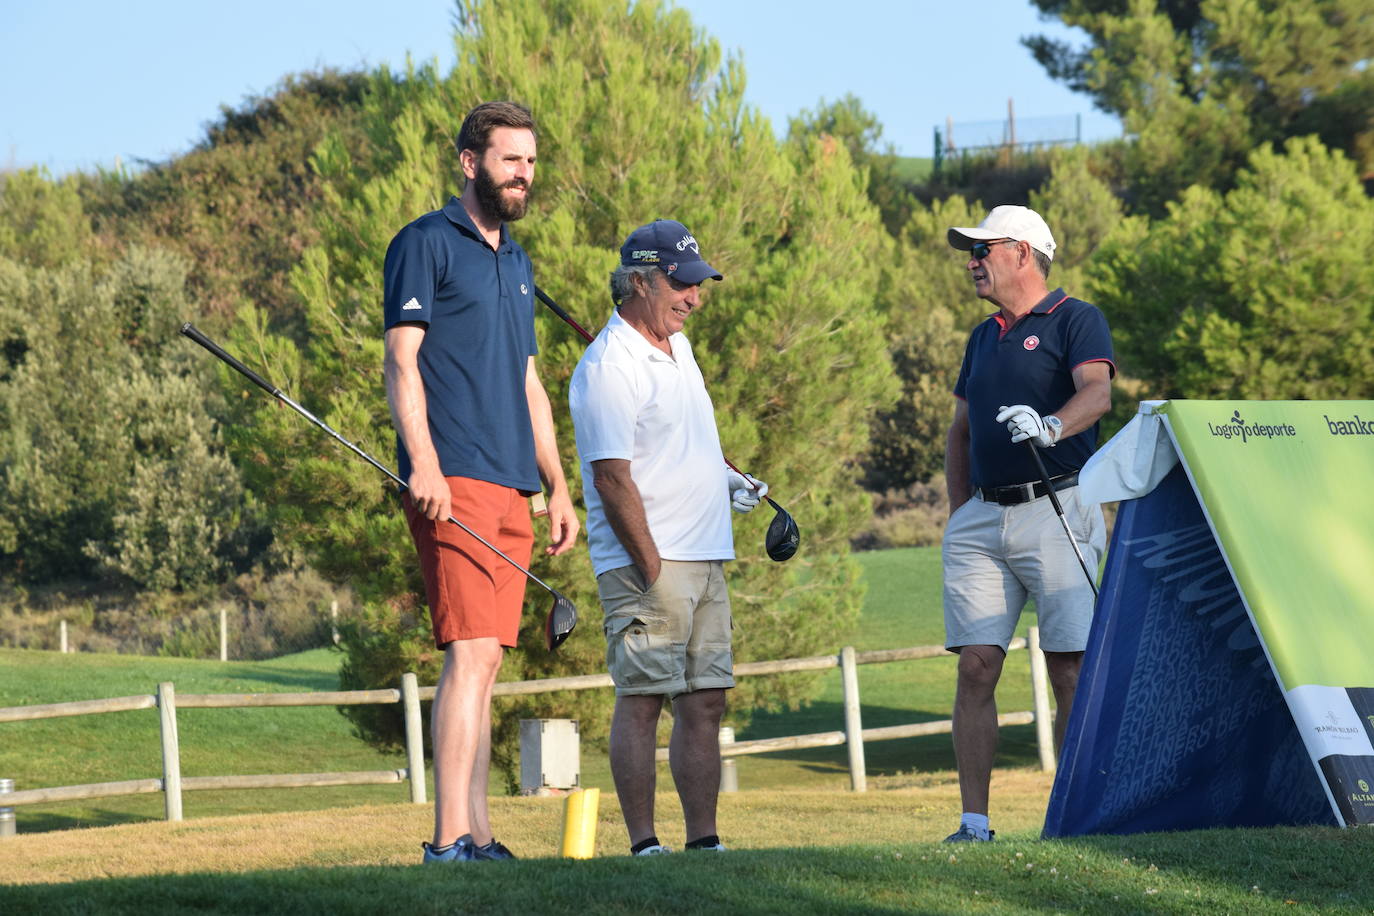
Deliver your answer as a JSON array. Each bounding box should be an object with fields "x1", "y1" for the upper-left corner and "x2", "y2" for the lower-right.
[{"x1": 569, "y1": 219, "x2": 767, "y2": 857}]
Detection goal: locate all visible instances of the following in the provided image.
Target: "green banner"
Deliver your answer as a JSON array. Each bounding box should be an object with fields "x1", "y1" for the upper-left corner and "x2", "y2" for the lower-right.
[
  {"x1": 1161, "y1": 400, "x2": 1374, "y2": 825},
  {"x1": 1161, "y1": 400, "x2": 1374, "y2": 690}
]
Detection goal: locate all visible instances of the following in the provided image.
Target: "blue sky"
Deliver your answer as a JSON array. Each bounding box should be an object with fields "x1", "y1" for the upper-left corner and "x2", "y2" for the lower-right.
[{"x1": 1, "y1": 1, "x2": 1118, "y2": 176}]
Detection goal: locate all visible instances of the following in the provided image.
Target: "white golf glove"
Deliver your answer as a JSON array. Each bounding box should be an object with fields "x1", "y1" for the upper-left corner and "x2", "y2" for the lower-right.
[
  {"x1": 996, "y1": 404, "x2": 1057, "y2": 447},
  {"x1": 726, "y1": 470, "x2": 769, "y2": 513}
]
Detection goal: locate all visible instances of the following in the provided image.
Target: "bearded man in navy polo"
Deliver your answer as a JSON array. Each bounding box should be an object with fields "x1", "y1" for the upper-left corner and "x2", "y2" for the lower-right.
[{"x1": 383, "y1": 100, "x2": 580, "y2": 864}]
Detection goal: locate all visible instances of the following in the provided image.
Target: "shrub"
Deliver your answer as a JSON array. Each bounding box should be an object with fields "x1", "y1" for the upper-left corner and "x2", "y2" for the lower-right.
[{"x1": 852, "y1": 477, "x2": 949, "y2": 551}]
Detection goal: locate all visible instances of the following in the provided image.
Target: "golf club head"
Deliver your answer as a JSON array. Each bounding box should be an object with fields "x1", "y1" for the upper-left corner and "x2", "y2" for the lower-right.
[
  {"x1": 764, "y1": 497, "x2": 800, "y2": 562},
  {"x1": 545, "y1": 593, "x2": 578, "y2": 652}
]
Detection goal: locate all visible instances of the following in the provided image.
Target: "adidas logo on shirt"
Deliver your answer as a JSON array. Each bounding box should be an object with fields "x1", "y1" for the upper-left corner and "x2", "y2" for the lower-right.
[{"x1": 402, "y1": 297, "x2": 422, "y2": 311}]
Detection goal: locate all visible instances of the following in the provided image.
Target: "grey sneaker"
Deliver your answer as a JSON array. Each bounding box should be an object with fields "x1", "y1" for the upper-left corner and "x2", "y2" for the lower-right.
[
  {"x1": 423, "y1": 835, "x2": 479, "y2": 863},
  {"x1": 633, "y1": 844, "x2": 673, "y2": 856},
  {"x1": 943, "y1": 824, "x2": 994, "y2": 843},
  {"x1": 687, "y1": 842, "x2": 727, "y2": 851}
]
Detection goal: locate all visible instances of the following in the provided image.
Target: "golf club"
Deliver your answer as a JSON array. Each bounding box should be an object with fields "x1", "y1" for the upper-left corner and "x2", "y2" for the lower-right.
[
  {"x1": 179, "y1": 322, "x2": 578, "y2": 651},
  {"x1": 533, "y1": 286, "x2": 801, "y2": 562},
  {"x1": 1025, "y1": 440, "x2": 1099, "y2": 599}
]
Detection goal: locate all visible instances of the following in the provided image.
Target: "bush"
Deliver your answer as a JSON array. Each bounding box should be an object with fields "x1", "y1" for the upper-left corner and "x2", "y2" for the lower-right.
[
  {"x1": 0, "y1": 243, "x2": 262, "y2": 590},
  {"x1": 0, "y1": 168, "x2": 92, "y2": 268},
  {"x1": 1089, "y1": 136, "x2": 1374, "y2": 400},
  {"x1": 0, "y1": 567, "x2": 353, "y2": 660},
  {"x1": 852, "y1": 477, "x2": 949, "y2": 551},
  {"x1": 80, "y1": 69, "x2": 372, "y2": 330}
]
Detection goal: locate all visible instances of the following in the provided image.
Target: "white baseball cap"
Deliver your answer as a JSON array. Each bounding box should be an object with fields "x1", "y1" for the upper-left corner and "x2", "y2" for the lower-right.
[{"x1": 948, "y1": 205, "x2": 1056, "y2": 261}]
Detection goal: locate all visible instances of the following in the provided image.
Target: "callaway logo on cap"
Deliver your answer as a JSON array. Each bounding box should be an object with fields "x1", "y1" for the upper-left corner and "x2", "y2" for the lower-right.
[{"x1": 619, "y1": 219, "x2": 723, "y2": 285}]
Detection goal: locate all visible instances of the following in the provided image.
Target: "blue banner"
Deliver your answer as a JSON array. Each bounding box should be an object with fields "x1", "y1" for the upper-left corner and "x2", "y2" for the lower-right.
[{"x1": 1043, "y1": 464, "x2": 1333, "y2": 836}]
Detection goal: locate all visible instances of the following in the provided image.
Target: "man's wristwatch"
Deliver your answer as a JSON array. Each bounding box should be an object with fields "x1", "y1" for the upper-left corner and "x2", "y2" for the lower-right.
[{"x1": 1044, "y1": 415, "x2": 1063, "y2": 445}]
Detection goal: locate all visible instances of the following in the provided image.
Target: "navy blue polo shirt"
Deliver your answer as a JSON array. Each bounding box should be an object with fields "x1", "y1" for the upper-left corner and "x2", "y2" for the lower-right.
[
  {"x1": 954, "y1": 288, "x2": 1115, "y2": 489},
  {"x1": 382, "y1": 196, "x2": 540, "y2": 493}
]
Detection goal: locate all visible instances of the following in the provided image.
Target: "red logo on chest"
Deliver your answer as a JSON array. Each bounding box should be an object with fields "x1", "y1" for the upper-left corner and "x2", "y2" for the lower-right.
[{"x1": 1023, "y1": 335, "x2": 1040, "y2": 351}]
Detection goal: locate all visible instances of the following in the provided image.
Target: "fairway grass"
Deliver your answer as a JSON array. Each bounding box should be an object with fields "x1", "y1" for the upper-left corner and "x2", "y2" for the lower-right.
[
  {"x1": 0, "y1": 646, "x2": 415, "y2": 832},
  {"x1": 3, "y1": 783, "x2": 1372, "y2": 915},
  {"x1": 3, "y1": 546, "x2": 1057, "y2": 831},
  {"x1": 5, "y1": 548, "x2": 1374, "y2": 912}
]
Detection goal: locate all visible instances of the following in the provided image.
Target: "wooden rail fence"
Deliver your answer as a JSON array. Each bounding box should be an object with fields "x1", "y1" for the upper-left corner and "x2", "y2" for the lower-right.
[{"x1": 0, "y1": 628, "x2": 1053, "y2": 828}]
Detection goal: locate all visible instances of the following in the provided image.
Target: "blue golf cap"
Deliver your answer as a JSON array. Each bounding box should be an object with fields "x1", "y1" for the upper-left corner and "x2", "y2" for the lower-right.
[{"x1": 619, "y1": 219, "x2": 723, "y2": 285}]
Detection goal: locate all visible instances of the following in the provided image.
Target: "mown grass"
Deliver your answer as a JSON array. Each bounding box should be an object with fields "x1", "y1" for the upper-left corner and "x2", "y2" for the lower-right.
[
  {"x1": 0, "y1": 647, "x2": 413, "y2": 830},
  {"x1": 1, "y1": 547, "x2": 1051, "y2": 830},
  {"x1": 3, "y1": 547, "x2": 1372, "y2": 912},
  {"x1": 2, "y1": 791, "x2": 1371, "y2": 914}
]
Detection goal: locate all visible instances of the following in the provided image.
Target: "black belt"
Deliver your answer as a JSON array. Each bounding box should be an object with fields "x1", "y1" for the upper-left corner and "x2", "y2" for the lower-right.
[{"x1": 974, "y1": 472, "x2": 1079, "y2": 506}]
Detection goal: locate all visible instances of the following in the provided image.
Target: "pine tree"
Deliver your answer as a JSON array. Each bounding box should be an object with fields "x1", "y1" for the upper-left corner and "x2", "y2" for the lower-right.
[
  {"x1": 1025, "y1": 0, "x2": 1374, "y2": 213},
  {"x1": 1088, "y1": 136, "x2": 1374, "y2": 399}
]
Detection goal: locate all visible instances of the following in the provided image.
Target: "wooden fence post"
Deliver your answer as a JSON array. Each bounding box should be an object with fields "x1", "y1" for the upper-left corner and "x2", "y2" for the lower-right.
[
  {"x1": 157, "y1": 682, "x2": 183, "y2": 821},
  {"x1": 401, "y1": 673, "x2": 426, "y2": 804},
  {"x1": 59, "y1": 620, "x2": 68, "y2": 654},
  {"x1": 0, "y1": 777, "x2": 14, "y2": 837},
  {"x1": 1028, "y1": 626, "x2": 1056, "y2": 773},
  {"x1": 840, "y1": 646, "x2": 867, "y2": 792},
  {"x1": 719, "y1": 726, "x2": 738, "y2": 793},
  {"x1": 219, "y1": 608, "x2": 228, "y2": 662}
]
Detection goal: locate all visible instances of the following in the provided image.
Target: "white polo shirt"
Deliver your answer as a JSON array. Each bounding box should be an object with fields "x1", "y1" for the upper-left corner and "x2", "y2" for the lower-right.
[{"x1": 569, "y1": 309, "x2": 733, "y2": 577}]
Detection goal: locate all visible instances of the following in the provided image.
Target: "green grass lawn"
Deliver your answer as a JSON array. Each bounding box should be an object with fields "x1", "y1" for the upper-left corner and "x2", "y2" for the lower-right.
[
  {"x1": 3, "y1": 796, "x2": 1372, "y2": 914},
  {"x1": 4, "y1": 548, "x2": 1373, "y2": 913},
  {"x1": 0, "y1": 648, "x2": 413, "y2": 831},
  {"x1": 0, "y1": 546, "x2": 1051, "y2": 831}
]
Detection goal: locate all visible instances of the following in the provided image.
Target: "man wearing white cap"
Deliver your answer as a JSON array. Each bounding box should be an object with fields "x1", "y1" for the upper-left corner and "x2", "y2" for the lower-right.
[{"x1": 940, "y1": 205, "x2": 1116, "y2": 842}]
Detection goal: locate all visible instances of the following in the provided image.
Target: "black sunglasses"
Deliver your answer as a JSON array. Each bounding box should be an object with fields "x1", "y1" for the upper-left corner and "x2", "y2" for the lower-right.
[{"x1": 970, "y1": 239, "x2": 1014, "y2": 260}]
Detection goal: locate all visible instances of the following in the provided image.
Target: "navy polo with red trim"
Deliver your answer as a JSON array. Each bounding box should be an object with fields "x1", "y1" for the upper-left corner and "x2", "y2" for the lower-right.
[
  {"x1": 954, "y1": 287, "x2": 1115, "y2": 490},
  {"x1": 382, "y1": 196, "x2": 540, "y2": 492}
]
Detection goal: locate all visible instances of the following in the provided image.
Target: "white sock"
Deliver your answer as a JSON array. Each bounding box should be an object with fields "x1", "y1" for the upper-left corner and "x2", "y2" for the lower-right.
[{"x1": 960, "y1": 812, "x2": 990, "y2": 838}]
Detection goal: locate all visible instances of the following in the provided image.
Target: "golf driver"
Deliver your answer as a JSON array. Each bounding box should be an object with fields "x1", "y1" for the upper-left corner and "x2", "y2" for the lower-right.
[
  {"x1": 1025, "y1": 440, "x2": 1099, "y2": 599},
  {"x1": 533, "y1": 286, "x2": 801, "y2": 562},
  {"x1": 179, "y1": 322, "x2": 578, "y2": 651}
]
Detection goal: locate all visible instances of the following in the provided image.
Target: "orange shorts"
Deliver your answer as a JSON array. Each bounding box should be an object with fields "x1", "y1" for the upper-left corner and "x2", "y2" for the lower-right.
[{"x1": 403, "y1": 477, "x2": 534, "y2": 649}]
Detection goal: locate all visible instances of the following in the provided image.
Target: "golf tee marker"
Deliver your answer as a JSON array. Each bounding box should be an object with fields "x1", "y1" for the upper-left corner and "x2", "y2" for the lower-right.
[{"x1": 559, "y1": 787, "x2": 600, "y2": 858}]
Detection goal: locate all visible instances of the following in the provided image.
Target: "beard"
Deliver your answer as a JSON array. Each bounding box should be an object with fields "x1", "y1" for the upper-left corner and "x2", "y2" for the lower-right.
[{"x1": 473, "y1": 161, "x2": 530, "y2": 223}]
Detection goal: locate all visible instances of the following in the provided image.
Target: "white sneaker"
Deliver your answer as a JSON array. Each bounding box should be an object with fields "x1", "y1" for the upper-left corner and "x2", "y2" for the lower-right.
[
  {"x1": 943, "y1": 824, "x2": 994, "y2": 843},
  {"x1": 633, "y1": 844, "x2": 673, "y2": 856},
  {"x1": 687, "y1": 842, "x2": 727, "y2": 851}
]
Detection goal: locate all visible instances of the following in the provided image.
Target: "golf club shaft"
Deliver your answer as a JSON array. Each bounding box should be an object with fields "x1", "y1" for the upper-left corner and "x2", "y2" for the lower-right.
[
  {"x1": 534, "y1": 286, "x2": 597, "y2": 344},
  {"x1": 1025, "y1": 440, "x2": 1099, "y2": 598},
  {"x1": 180, "y1": 322, "x2": 562, "y2": 598},
  {"x1": 534, "y1": 286, "x2": 768, "y2": 496}
]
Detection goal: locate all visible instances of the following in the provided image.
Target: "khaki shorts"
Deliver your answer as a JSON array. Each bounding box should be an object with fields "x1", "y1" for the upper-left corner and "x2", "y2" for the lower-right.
[
  {"x1": 596, "y1": 560, "x2": 735, "y2": 698},
  {"x1": 942, "y1": 484, "x2": 1105, "y2": 653}
]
